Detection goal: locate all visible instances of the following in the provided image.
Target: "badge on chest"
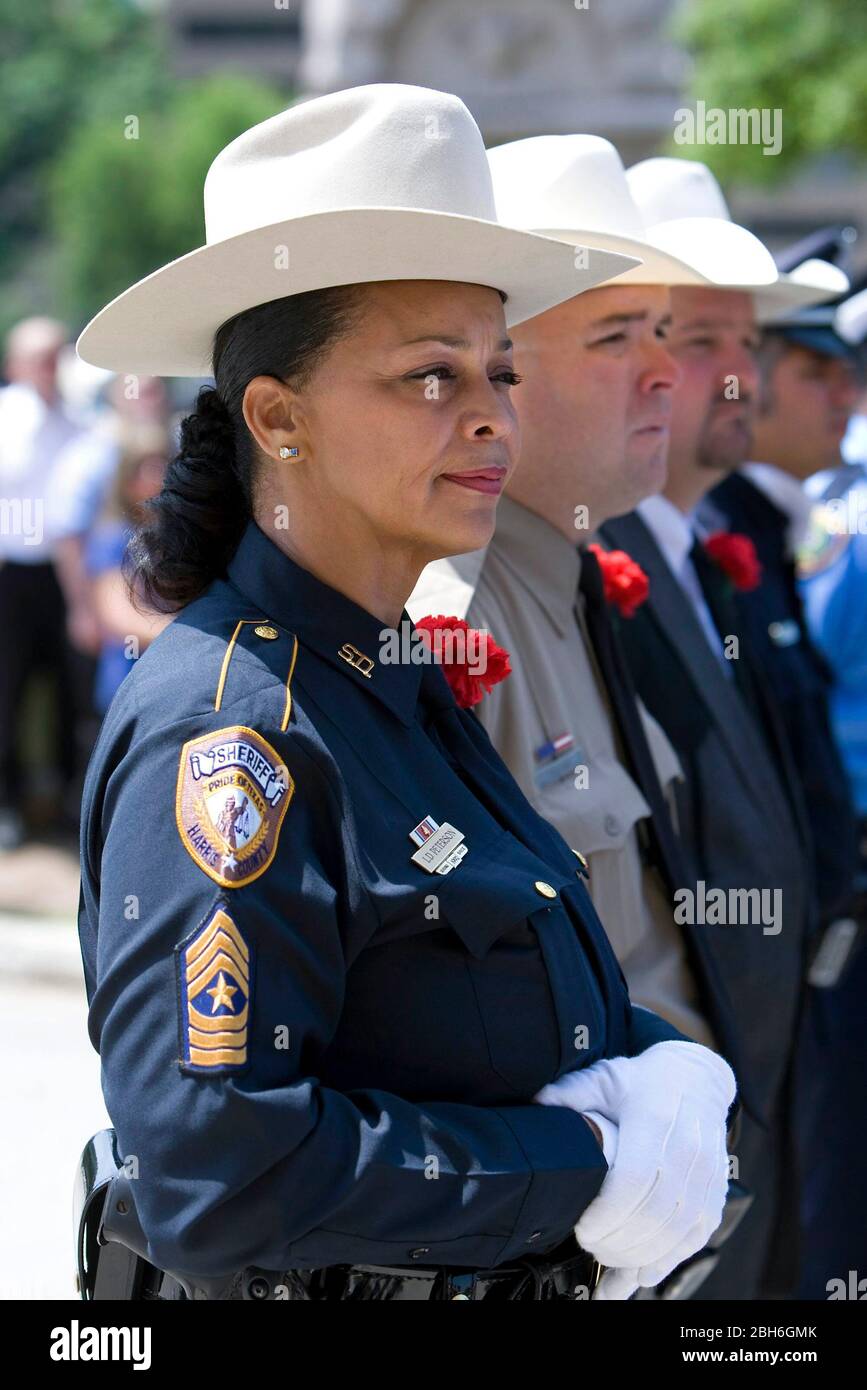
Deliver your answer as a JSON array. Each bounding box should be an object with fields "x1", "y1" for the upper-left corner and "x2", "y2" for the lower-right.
[{"x1": 409, "y1": 814, "x2": 468, "y2": 875}]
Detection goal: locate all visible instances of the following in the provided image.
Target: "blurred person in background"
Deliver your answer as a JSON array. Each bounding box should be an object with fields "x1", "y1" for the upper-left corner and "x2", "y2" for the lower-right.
[
  {"x1": 792, "y1": 279, "x2": 867, "y2": 1297},
  {"x1": 83, "y1": 423, "x2": 173, "y2": 714},
  {"x1": 48, "y1": 373, "x2": 177, "y2": 799},
  {"x1": 703, "y1": 234, "x2": 860, "y2": 963},
  {"x1": 51, "y1": 373, "x2": 174, "y2": 657},
  {"x1": 0, "y1": 316, "x2": 85, "y2": 849}
]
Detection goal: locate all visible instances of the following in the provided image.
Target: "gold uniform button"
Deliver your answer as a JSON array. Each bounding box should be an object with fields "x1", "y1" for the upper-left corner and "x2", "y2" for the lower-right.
[
  {"x1": 572, "y1": 849, "x2": 589, "y2": 873},
  {"x1": 534, "y1": 880, "x2": 558, "y2": 899},
  {"x1": 254, "y1": 624, "x2": 279, "y2": 641}
]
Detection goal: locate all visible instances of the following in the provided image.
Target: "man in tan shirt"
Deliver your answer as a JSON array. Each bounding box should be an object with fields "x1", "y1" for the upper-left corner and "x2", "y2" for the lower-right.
[
  {"x1": 410, "y1": 493, "x2": 714, "y2": 1049},
  {"x1": 409, "y1": 136, "x2": 740, "y2": 1056}
]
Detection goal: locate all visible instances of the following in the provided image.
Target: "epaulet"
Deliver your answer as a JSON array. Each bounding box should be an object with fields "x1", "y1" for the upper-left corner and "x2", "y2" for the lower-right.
[
  {"x1": 406, "y1": 548, "x2": 487, "y2": 623},
  {"x1": 211, "y1": 615, "x2": 300, "y2": 732},
  {"x1": 796, "y1": 502, "x2": 853, "y2": 580}
]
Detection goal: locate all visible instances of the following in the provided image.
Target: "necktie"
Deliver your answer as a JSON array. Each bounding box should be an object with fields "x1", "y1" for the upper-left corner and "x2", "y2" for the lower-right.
[
  {"x1": 689, "y1": 536, "x2": 796, "y2": 777},
  {"x1": 578, "y1": 544, "x2": 752, "y2": 1110},
  {"x1": 688, "y1": 538, "x2": 756, "y2": 702}
]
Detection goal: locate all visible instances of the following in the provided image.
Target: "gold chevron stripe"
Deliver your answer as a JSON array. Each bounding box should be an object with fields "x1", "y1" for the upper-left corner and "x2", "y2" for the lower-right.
[
  {"x1": 188, "y1": 1002, "x2": 248, "y2": 1033},
  {"x1": 189, "y1": 1025, "x2": 248, "y2": 1049},
  {"x1": 189, "y1": 1044, "x2": 248, "y2": 1067},
  {"x1": 187, "y1": 947, "x2": 249, "y2": 999},
  {"x1": 187, "y1": 911, "x2": 250, "y2": 966}
]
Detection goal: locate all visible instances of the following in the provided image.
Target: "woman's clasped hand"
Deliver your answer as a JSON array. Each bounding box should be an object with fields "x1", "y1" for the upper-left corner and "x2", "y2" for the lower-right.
[{"x1": 535, "y1": 1039, "x2": 737, "y2": 1300}]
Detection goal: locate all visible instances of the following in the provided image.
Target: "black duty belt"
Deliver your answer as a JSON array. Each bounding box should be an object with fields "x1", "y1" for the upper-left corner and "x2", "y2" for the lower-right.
[{"x1": 217, "y1": 1245, "x2": 601, "y2": 1302}]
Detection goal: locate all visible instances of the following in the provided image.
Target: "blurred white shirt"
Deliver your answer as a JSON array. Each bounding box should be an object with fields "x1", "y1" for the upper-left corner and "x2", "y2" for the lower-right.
[
  {"x1": 0, "y1": 382, "x2": 85, "y2": 562},
  {"x1": 637, "y1": 494, "x2": 733, "y2": 675}
]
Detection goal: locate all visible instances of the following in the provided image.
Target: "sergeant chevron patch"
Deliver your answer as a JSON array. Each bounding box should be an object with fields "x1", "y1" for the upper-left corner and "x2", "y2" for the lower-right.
[
  {"x1": 176, "y1": 905, "x2": 252, "y2": 1073},
  {"x1": 175, "y1": 725, "x2": 294, "y2": 887}
]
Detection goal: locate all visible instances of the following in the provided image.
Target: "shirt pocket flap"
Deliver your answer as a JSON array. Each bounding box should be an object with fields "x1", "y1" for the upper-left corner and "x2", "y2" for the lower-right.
[
  {"x1": 433, "y1": 826, "x2": 579, "y2": 959},
  {"x1": 573, "y1": 756, "x2": 651, "y2": 858}
]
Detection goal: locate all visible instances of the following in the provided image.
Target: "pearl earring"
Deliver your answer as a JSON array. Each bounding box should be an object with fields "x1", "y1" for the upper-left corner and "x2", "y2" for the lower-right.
[{"x1": 278, "y1": 445, "x2": 299, "y2": 459}]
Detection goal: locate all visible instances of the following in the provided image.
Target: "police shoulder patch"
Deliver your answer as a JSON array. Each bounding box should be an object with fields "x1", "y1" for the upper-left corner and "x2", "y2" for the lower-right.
[
  {"x1": 796, "y1": 503, "x2": 852, "y2": 579},
  {"x1": 176, "y1": 903, "x2": 253, "y2": 1074},
  {"x1": 175, "y1": 724, "x2": 294, "y2": 887}
]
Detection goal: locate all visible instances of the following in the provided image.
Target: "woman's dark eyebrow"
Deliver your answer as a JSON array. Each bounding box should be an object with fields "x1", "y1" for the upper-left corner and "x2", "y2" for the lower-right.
[{"x1": 398, "y1": 334, "x2": 513, "y2": 351}]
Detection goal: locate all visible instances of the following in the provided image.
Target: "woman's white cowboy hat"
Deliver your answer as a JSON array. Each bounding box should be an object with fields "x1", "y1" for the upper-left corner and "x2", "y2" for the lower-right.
[
  {"x1": 75, "y1": 84, "x2": 638, "y2": 378},
  {"x1": 625, "y1": 158, "x2": 849, "y2": 322},
  {"x1": 486, "y1": 134, "x2": 744, "y2": 288}
]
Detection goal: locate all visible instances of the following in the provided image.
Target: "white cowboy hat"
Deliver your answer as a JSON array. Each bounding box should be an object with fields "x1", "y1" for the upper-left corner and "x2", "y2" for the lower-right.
[
  {"x1": 486, "y1": 134, "x2": 725, "y2": 287},
  {"x1": 625, "y1": 158, "x2": 849, "y2": 322},
  {"x1": 75, "y1": 84, "x2": 638, "y2": 378}
]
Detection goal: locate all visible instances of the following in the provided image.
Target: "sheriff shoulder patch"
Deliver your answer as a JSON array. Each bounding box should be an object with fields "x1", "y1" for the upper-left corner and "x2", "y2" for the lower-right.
[
  {"x1": 176, "y1": 904, "x2": 252, "y2": 1073},
  {"x1": 175, "y1": 725, "x2": 294, "y2": 887}
]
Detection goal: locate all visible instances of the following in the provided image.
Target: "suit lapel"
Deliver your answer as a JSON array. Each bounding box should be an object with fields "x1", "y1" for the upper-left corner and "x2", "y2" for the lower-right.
[{"x1": 601, "y1": 512, "x2": 786, "y2": 813}]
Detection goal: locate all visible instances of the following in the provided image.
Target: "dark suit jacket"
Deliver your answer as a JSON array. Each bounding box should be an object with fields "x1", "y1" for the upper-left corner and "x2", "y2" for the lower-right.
[
  {"x1": 705, "y1": 472, "x2": 858, "y2": 923},
  {"x1": 601, "y1": 510, "x2": 812, "y2": 1126}
]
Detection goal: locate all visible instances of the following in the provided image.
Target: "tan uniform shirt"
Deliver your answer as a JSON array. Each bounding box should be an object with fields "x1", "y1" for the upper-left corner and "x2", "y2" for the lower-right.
[{"x1": 408, "y1": 495, "x2": 715, "y2": 1049}]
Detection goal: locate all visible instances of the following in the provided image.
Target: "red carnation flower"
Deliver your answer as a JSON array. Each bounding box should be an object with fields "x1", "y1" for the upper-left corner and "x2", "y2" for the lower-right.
[
  {"x1": 414, "y1": 614, "x2": 512, "y2": 708},
  {"x1": 587, "y1": 544, "x2": 650, "y2": 618},
  {"x1": 704, "y1": 532, "x2": 762, "y2": 592}
]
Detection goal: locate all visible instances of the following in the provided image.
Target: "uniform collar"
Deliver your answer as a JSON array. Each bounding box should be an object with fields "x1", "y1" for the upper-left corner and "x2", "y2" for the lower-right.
[
  {"x1": 740, "y1": 461, "x2": 814, "y2": 553},
  {"x1": 488, "y1": 495, "x2": 583, "y2": 637},
  {"x1": 225, "y1": 518, "x2": 425, "y2": 726}
]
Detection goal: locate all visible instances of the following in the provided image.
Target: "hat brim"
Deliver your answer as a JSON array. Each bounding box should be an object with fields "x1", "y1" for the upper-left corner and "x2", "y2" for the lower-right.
[
  {"x1": 640, "y1": 218, "x2": 847, "y2": 322},
  {"x1": 753, "y1": 266, "x2": 852, "y2": 324},
  {"x1": 524, "y1": 227, "x2": 709, "y2": 287},
  {"x1": 642, "y1": 217, "x2": 779, "y2": 292},
  {"x1": 75, "y1": 207, "x2": 638, "y2": 377}
]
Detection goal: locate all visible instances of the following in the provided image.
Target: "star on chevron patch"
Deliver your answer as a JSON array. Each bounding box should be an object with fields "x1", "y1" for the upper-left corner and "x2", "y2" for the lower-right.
[
  {"x1": 176, "y1": 904, "x2": 253, "y2": 1073},
  {"x1": 175, "y1": 725, "x2": 294, "y2": 887}
]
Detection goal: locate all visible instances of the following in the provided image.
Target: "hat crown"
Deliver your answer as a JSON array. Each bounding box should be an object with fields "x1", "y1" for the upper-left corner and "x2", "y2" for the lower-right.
[
  {"x1": 203, "y1": 83, "x2": 497, "y2": 245},
  {"x1": 487, "y1": 135, "x2": 646, "y2": 239},
  {"x1": 626, "y1": 157, "x2": 732, "y2": 227}
]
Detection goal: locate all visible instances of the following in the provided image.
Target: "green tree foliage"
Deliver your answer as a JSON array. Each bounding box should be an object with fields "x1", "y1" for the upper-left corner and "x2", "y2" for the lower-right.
[
  {"x1": 0, "y1": 0, "x2": 287, "y2": 339},
  {"x1": 672, "y1": 0, "x2": 867, "y2": 181},
  {"x1": 0, "y1": 0, "x2": 167, "y2": 263},
  {"x1": 50, "y1": 76, "x2": 285, "y2": 329}
]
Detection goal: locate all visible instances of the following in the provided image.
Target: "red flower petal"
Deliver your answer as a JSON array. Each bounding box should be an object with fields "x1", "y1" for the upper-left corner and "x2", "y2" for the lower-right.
[
  {"x1": 414, "y1": 614, "x2": 512, "y2": 707},
  {"x1": 587, "y1": 544, "x2": 650, "y2": 617},
  {"x1": 704, "y1": 532, "x2": 762, "y2": 591}
]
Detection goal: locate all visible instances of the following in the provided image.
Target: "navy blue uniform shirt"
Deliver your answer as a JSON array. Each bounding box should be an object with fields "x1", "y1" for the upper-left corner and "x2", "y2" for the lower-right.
[{"x1": 78, "y1": 518, "x2": 687, "y2": 1281}]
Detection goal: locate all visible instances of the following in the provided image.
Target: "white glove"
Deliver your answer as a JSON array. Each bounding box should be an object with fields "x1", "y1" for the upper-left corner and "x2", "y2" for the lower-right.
[
  {"x1": 581, "y1": 1110, "x2": 619, "y2": 1166},
  {"x1": 535, "y1": 1041, "x2": 735, "y2": 1300}
]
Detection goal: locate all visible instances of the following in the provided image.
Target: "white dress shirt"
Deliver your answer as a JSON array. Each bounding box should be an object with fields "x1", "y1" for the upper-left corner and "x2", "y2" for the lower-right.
[
  {"x1": 0, "y1": 382, "x2": 85, "y2": 562},
  {"x1": 636, "y1": 493, "x2": 732, "y2": 674}
]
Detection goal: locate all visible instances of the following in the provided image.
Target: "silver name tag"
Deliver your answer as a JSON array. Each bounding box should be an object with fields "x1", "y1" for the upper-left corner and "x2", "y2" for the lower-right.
[{"x1": 410, "y1": 822, "x2": 467, "y2": 874}]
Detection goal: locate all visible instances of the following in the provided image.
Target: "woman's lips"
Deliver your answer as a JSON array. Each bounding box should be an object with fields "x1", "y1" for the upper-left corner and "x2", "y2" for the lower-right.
[{"x1": 440, "y1": 467, "x2": 507, "y2": 495}]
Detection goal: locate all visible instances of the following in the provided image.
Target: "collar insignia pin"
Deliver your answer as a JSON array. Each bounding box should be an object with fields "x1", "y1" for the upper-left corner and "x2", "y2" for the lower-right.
[{"x1": 338, "y1": 642, "x2": 374, "y2": 678}]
